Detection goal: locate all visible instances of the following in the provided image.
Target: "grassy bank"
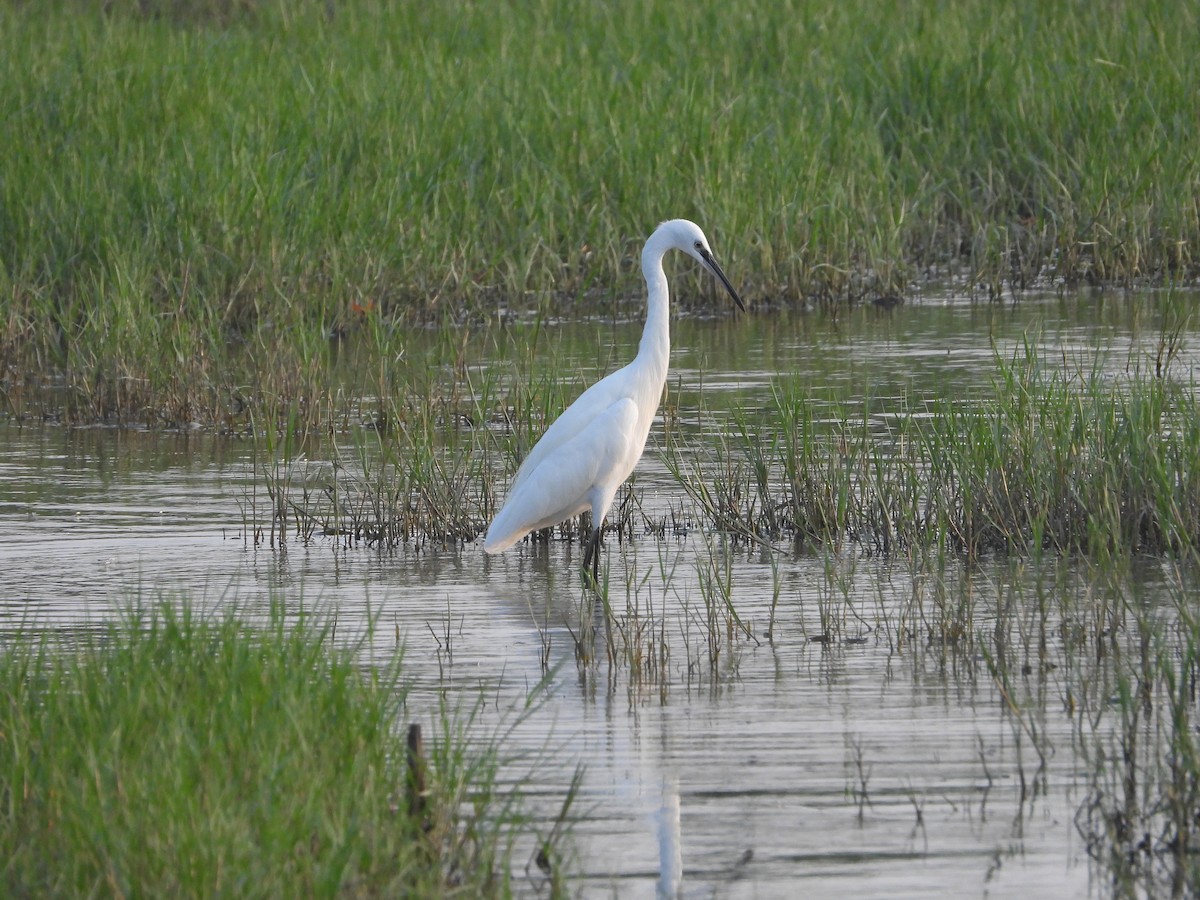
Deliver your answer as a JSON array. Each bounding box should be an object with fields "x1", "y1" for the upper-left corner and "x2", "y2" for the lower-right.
[
  {"x1": 1, "y1": 0, "x2": 1198, "y2": 425},
  {"x1": 0, "y1": 600, "x2": 546, "y2": 896}
]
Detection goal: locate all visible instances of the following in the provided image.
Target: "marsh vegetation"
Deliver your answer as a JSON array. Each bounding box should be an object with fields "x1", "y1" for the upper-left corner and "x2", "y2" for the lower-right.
[
  {"x1": 5, "y1": 295, "x2": 1197, "y2": 894},
  {"x1": 3, "y1": 0, "x2": 1199, "y2": 426},
  {"x1": 3, "y1": 0, "x2": 1200, "y2": 894}
]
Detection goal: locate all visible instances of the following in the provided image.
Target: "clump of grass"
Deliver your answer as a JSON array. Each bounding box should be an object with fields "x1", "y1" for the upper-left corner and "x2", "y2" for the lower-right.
[
  {"x1": 247, "y1": 421, "x2": 498, "y2": 550},
  {"x1": 234, "y1": 316, "x2": 648, "y2": 553},
  {"x1": 0, "y1": 599, "x2": 528, "y2": 896},
  {"x1": 674, "y1": 337, "x2": 1200, "y2": 559},
  {"x1": 236, "y1": 331, "x2": 572, "y2": 549}
]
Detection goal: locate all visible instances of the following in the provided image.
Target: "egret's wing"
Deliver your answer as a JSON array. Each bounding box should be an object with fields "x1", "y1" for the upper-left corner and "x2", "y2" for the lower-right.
[
  {"x1": 509, "y1": 366, "x2": 630, "y2": 494},
  {"x1": 484, "y1": 396, "x2": 638, "y2": 553}
]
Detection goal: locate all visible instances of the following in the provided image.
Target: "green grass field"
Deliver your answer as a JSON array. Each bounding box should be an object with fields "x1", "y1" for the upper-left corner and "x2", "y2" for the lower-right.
[{"x1": 2, "y1": 0, "x2": 1198, "y2": 423}]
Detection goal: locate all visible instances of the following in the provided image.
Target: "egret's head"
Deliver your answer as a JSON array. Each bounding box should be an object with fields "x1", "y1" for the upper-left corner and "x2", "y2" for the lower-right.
[{"x1": 656, "y1": 218, "x2": 744, "y2": 312}]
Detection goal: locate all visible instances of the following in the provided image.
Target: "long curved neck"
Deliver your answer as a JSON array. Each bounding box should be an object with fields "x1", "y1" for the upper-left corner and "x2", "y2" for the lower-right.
[{"x1": 635, "y1": 240, "x2": 671, "y2": 387}]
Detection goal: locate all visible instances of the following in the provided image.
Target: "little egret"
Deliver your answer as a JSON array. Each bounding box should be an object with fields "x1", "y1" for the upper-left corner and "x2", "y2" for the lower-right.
[{"x1": 483, "y1": 218, "x2": 744, "y2": 580}]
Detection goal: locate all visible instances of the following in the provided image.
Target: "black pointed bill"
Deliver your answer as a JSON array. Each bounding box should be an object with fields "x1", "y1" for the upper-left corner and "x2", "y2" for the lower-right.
[{"x1": 698, "y1": 247, "x2": 745, "y2": 311}]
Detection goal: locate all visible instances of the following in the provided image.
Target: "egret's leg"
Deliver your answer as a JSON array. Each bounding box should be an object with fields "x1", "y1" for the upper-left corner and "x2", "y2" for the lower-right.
[
  {"x1": 582, "y1": 526, "x2": 602, "y2": 584},
  {"x1": 592, "y1": 529, "x2": 601, "y2": 582}
]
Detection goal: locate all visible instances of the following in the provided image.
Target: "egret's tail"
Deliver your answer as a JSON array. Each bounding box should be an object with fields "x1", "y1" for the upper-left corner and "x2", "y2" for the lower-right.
[
  {"x1": 483, "y1": 531, "x2": 520, "y2": 554},
  {"x1": 483, "y1": 510, "x2": 524, "y2": 554}
]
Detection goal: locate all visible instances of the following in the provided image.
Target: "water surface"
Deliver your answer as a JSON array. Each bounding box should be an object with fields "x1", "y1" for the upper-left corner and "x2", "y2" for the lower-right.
[{"x1": 2, "y1": 291, "x2": 1195, "y2": 896}]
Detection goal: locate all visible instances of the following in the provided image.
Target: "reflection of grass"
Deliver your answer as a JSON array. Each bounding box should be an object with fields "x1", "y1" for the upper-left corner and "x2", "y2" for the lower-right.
[
  {"x1": 3, "y1": 0, "x2": 1200, "y2": 424},
  {"x1": 856, "y1": 553, "x2": 1200, "y2": 895},
  {"x1": 0, "y1": 600, "x2": 552, "y2": 896},
  {"x1": 1072, "y1": 563, "x2": 1200, "y2": 895}
]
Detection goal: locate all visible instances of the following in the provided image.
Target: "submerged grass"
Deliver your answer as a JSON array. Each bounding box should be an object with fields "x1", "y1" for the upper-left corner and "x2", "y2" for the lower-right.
[
  {"x1": 515, "y1": 504, "x2": 1200, "y2": 892},
  {"x1": 979, "y1": 555, "x2": 1200, "y2": 897},
  {"x1": 2, "y1": 0, "x2": 1199, "y2": 424},
  {"x1": 0, "y1": 599, "x2": 536, "y2": 896}
]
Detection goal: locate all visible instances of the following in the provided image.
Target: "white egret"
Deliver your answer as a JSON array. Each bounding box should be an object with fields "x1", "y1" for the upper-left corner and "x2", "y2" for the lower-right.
[{"x1": 483, "y1": 218, "x2": 744, "y2": 580}]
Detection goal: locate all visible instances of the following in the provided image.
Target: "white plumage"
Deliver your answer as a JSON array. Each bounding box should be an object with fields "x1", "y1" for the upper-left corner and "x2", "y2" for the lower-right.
[{"x1": 484, "y1": 218, "x2": 743, "y2": 578}]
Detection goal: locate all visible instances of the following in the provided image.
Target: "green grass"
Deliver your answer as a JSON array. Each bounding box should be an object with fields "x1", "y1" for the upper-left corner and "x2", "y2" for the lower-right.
[
  {"x1": 669, "y1": 333, "x2": 1200, "y2": 559},
  {"x1": 0, "y1": 599, "x2": 537, "y2": 896},
  {"x1": 2, "y1": 0, "x2": 1199, "y2": 425}
]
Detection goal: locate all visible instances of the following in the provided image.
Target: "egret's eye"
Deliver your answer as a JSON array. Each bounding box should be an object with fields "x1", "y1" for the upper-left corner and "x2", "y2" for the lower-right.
[{"x1": 694, "y1": 241, "x2": 704, "y2": 252}]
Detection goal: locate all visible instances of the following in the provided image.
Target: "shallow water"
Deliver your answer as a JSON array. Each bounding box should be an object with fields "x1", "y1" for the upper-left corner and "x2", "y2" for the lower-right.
[{"x1": 1, "y1": 291, "x2": 1196, "y2": 896}]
